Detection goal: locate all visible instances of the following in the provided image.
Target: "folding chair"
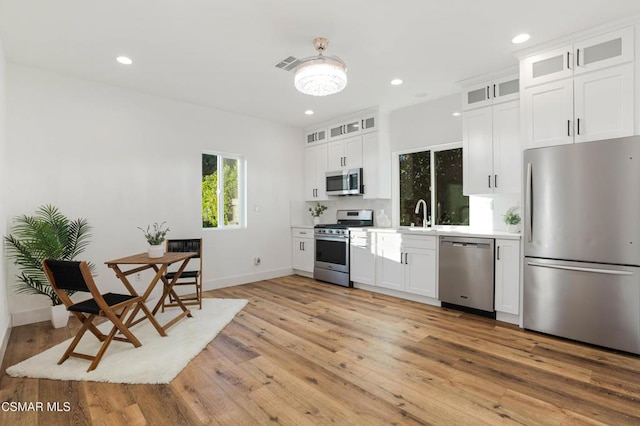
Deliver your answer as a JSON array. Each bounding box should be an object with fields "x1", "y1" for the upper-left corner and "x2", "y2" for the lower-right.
[
  {"x1": 162, "y1": 238, "x2": 203, "y2": 311},
  {"x1": 42, "y1": 259, "x2": 165, "y2": 372}
]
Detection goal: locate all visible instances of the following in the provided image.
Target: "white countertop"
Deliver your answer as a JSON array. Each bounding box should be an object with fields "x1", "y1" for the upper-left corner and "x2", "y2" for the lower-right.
[{"x1": 349, "y1": 226, "x2": 522, "y2": 240}]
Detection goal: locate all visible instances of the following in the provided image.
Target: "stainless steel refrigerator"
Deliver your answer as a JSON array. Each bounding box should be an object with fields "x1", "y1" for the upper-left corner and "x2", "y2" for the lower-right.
[{"x1": 523, "y1": 136, "x2": 640, "y2": 354}]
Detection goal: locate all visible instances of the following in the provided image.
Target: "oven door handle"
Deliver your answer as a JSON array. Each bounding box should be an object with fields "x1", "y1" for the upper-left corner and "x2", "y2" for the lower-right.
[{"x1": 315, "y1": 236, "x2": 349, "y2": 243}]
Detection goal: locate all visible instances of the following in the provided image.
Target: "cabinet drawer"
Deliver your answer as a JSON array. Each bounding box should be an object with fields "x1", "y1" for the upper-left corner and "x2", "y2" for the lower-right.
[
  {"x1": 402, "y1": 235, "x2": 436, "y2": 250},
  {"x1": 292, "y1": 228, "x2": 313, "y2": 238},
  {"x1": 376, "y1": 232, "x2": 402, "y2": 247}
]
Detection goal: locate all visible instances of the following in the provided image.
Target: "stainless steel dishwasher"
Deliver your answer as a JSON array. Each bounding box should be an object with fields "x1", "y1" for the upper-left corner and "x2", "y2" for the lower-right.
[{"x1": 438, "y1": 236, "x2": 495, "y2": 316}]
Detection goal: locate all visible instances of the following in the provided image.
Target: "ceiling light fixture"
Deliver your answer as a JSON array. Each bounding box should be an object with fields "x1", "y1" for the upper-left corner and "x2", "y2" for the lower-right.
[
  {"x1": 294, "y1": 37, "x2": 347, "y2": 97},
  {"x1": 305, "y1": 110, "x2": 314, "y2": 115},
  {"x1": 511, "y1": 33, "x2": 530, "y2": 44},
  {"x1": 390, "y1": 78, "x2": 403, "y2": 86},
  {"x1": 116, "y1": 56, "x2": 133, "y2": 65}
]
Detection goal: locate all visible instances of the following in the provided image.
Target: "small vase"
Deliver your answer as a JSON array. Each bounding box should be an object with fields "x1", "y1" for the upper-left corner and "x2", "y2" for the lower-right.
[
  {"x1": 148, "y1": 244, "x2": 165, "y2": 258},
  {"x1": 50, "y1": 304, "x2": 69, "y2": 329},
  {"x1": 313, "y1": 217, "x2": 320, "y2": 225}
]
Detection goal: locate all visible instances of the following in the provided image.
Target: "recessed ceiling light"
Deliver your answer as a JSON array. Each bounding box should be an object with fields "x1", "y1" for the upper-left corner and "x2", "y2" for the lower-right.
[
  {"x1": 390, "y1": 78, "x2": 403, "y2": 86},
  {"x1": 511, "y1": 33, "x2": 530, "y2": 44},
  {"x1": 116, "y1": 56, "x2": 133, "y2": 65},
  {"x1": 452, "y1": 112, "x2": 461, "y2": 117},
  {"x1": 304, "y1": 110, "x2": 314, "y2": 115}
]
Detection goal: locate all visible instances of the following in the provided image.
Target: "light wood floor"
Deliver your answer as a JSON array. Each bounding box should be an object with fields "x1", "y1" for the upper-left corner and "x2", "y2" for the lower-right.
[{"x1": 2, "y1": 275, "x2": 640, "y2": 425}]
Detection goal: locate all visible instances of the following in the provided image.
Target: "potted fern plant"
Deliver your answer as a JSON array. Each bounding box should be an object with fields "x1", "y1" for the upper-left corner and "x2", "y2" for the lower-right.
[{"x1": 4, "y1": 204, "x2": 93, "y2": 328}]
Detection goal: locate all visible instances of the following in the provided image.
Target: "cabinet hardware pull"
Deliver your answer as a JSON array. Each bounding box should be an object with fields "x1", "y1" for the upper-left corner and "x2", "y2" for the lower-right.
[
  {"x1": 488, "y1": 175, "x2": 491, "y2": 188},
  {"x1": 343, "y1": 157, "x2": 347, "y2": 166},
  {"x1": 494, "y1": 174, "x2": 498, "y2": 188},
  {"x1": 405, "y1": 253, "x2": 409, "y2": 265},
  {"x1": 486, "y1": 86, "x2": 490, "y2": 99},
  {"x1": 567, "y1": 120, "x2": 571, "y2": 137},
  {"x1": 400, "y1": 252, "x2": 404, "y2": 264},
  {"x1": 576, "y1": 48, "x2": 580, "y2": 67},
  {"x1": 361, "y1": 119, "x2": 364, "y2": 129},
  {"x1": 577, "y1": 118, "x2": 581, "y2": 135},
  {"x1": 300, "y1": 242, "x2": 303, "y2": 251},
  {"x1": 493, "y1": 84, "x2": 496, "y2": 98},
  {"x1": 497, "y1": 246, "x2": 500, "y2": 260},
  {"x1": 566, "y1": 51, "x2": 570, "y2": 69}
]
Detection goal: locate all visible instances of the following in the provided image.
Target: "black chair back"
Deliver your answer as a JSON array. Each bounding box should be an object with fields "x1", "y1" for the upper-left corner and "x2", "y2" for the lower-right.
[
  {"x1": 167, "y1": 239, "x2": 201, "y2": 258},
  {"x1": 43, "y1": 259, "x2": 89, "y2": 292}
]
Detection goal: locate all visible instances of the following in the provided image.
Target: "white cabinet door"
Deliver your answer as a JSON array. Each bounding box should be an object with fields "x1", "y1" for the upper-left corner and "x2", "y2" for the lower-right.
[
  {"x1": 493, "y1": 74, "x2": 520, "y2": 104},
  {"x1": 328, "y1": 118, "x2": 361, "y2": 141},
  {"x1": 350, "y1": 242, "x2": 375, "y2": 285},
  {"x1": 522, "y1": 45, "x2": 573, "y2": 88},
  {"x1": 522, "y1": 79, "x2": 574, "y2": 149},
  {"x1": 574, "y1": 26, "x2": 634, "y2": 75},
  {"x1": 376, "y1": 245, "x2": 404, "y2": 291},
  {"x1": 292, "y1": 237, "x2": 314, "y2": 273},
  {"x1": 492, "y1": 100, "x2": 521, "y2": 194},
  {"x1": 404, "y1": 248, "x2": 437, "y2": 298},
  {"x1": 360, "y1": 112, "x2": 378, "y2": 134},
  {"x1": 494, "y1": 239, "x2": 520, "y2": 315},
  {"x1": 304, "y1": 144, "x2": 328, "y2": 201},
  {"x1": 463, "y1": 107, "x2": 493, "y2": 195},
  {"x1": 327, "y1": 136, "x2": 362, "y2": 171},
  {"x1": 362, "y1": 132, "x2": 391, "y2": 199},
  {"x1": 305, "y1": 127, "x2": 327, "y2": 145},
  {"x1": 462, "y1": 81, "x2": 493, "y2": 110},
  {"x1": 574, "y1": 63, "x2": 634, "y2": 143}
]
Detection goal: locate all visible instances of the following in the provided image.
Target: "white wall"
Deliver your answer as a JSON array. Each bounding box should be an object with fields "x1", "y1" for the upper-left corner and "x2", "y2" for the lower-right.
[
  {"x1": 5, "y1": 64, "x2": 303, "y2": 323},
  {"x1": 0, "y1": 34, "x2": 11, "y2": 358}
]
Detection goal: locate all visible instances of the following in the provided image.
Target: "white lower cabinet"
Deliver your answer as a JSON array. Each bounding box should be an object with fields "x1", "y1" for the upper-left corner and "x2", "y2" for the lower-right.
[
  {"x1": 375, "y1": 233, "x2": 437, "y2": 298},
  {"x1": 350, "y1": 230, "x2": 375, "y2": 285},
  {"x1": 494, "y1": 238, "x2": 520, "y2": 315},
  {"x1": 292, "y1": 228, "x2": 314, "y2": 273}
]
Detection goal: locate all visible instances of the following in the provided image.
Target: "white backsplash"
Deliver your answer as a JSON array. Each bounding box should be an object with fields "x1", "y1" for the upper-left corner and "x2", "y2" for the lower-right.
[{"x1": 291, "y1": 193, "x2": 521, "y2": 231}]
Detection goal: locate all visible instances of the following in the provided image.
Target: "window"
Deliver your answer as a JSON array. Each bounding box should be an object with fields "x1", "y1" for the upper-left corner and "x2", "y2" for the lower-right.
[
  {"x1": 397, "y1": 144, "x2": 469, "y2": 226},
  {"x1": 202, "y1": 152, "x2": 245, "y2": 229}
]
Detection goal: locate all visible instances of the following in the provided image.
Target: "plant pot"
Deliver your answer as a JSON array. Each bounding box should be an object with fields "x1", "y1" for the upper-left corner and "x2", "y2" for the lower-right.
[
  {"x1": 148, "y1": 244, "x2": 165, "y2": 258},
  {"x1": 313, "y1": 217, "x2": 320, "y2": 225},
  {"x1": 507, "y1": 224, "x2": 520, "y2": 233},
  {"x1": 51, "y1": 304, "x2": 69, "y2": 329}
]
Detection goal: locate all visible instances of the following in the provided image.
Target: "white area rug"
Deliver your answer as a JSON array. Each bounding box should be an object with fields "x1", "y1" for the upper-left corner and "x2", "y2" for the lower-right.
[{"x1": 6, "y1": 298, "x2": 247, "y2": 384}]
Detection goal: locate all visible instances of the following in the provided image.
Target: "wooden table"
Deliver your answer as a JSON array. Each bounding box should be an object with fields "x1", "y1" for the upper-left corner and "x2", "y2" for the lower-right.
[{"x1": 105, "y1": 251, "x2": 197, "y2": 332}]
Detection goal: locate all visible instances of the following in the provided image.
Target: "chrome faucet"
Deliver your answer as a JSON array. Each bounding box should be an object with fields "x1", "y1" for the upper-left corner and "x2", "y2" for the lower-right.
[{"x1": 414, "y1": 199, "x2": 431, "y2": 228}]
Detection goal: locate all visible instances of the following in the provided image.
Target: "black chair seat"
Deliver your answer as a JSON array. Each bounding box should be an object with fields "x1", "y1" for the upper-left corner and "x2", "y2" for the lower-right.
[
  {"x1": 69, "y1": 293, "x2": 137, "y2": 315},
  {"x1": 165, "y1": 270, "x2": 199, "y2": 280}
]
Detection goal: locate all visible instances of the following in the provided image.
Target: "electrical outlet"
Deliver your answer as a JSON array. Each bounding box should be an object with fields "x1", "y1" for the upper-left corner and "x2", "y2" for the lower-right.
[
  {"x1": 136, "y1": 273, "x2": 142, "y2": 281},
  {"x1": 254, "y1": 257, "x2": 261, "y2": 266}
]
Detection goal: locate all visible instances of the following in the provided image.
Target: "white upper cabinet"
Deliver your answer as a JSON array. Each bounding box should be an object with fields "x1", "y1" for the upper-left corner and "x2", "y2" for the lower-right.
[
  {"x1": 522, "y1": 26, "x2": 634, "y2": 88},
  {"x1": 462, "y1": 74, "x2": 519, "y2": 111},
  {"x1": 521, "y1": 79, "x2": 574, "y2": 149},
  {"x1": 305, "y1": 126, "x2": 327, "y2": 145},
  {"x1": 327, "y1": 136, "x2": 363, "y2": 171},
  {"x1": 520, "y1": 24, "x2": 636, "y2": 149},
  {"x1": 522, "y1": 45, "x2": 574, "y2": 88},
  {"x1": 573, "y1": 63, "x2": 634, "y2": 143},
  {"x1": 328, "y1": 117, "x2": 361, "y2": 141},
  {"x1": 573, "y1": 26, "x2": 634, "y2": 75},
  {"x1": 304, "y1": 143, "x2": 328, "y2": 201}
]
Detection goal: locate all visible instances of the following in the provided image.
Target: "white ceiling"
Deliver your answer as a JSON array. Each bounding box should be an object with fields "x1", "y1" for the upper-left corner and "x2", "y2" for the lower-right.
[{"x1": 1, "y1": 1, "x2": 640, "y2": 128}]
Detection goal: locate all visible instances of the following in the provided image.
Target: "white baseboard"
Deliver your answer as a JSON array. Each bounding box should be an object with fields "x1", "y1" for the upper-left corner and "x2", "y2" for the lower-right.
[
  {"x1": 202, "y1": 267, "x2": 293, "y2": 291},
  {"x1": 11, "y1": 307, "x2": 52, "y2": 327},
  {"x1": 0, "y1": 324, "x2": 11, "y2": 369}
]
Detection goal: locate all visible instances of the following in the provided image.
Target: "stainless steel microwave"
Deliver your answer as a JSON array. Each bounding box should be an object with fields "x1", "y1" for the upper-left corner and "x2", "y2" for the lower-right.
[{"x1": 326, "y1": 168, "x2": 364, "y2": 196}]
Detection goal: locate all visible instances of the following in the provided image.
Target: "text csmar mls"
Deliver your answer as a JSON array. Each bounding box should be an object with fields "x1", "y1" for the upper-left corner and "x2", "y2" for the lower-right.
[{"x1": 1, "y1": 401, "x2": 71, "y2": 412}]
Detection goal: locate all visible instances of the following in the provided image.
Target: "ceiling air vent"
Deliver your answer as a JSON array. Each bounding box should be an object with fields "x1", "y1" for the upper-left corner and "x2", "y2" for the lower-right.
[{"x1": 274, "y1": 56, "x2": 301, "y2": 72}]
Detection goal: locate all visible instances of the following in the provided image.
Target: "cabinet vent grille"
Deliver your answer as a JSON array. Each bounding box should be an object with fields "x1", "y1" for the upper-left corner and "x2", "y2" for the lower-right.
[{"x1": 274, "y1": 56, "x2": 301, "y2": 72}]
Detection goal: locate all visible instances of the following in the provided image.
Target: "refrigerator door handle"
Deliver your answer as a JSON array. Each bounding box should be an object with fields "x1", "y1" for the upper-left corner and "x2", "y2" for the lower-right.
[
  {"x1": 526, "y1": 162, "x2": 533, "y2": 243},
  {"x1": 526, "y1": 261, "x2": 634, "y2": 276}
]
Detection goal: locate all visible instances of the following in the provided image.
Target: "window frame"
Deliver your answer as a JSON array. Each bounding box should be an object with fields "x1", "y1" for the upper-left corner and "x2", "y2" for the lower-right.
[
  {"x1": 391, "y1": 141, "x2": 465, "y2": 228},
  {"x1": 201, "y1": 151, "x2": 247, "y2": 230}
]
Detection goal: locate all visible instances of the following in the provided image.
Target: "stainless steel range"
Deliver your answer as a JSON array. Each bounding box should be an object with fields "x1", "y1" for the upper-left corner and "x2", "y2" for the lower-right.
[{"x1": 314, "y1": 210, "x2": 373, "y2": 287}]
